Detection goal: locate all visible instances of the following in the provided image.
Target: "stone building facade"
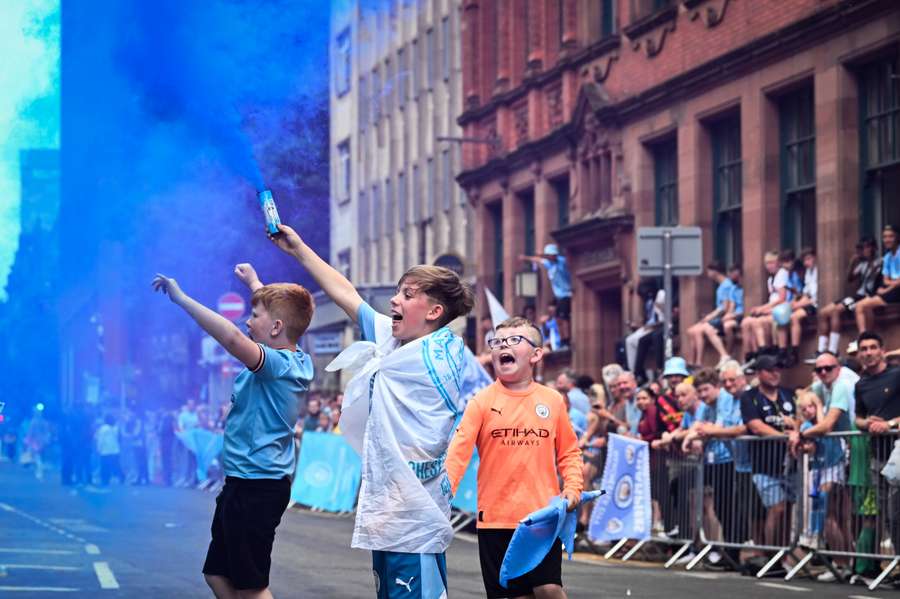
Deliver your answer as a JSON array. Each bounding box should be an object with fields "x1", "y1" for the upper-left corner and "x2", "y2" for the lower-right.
[{"x1": 457, "y1": 0, "x2": 900, "y2": 379}]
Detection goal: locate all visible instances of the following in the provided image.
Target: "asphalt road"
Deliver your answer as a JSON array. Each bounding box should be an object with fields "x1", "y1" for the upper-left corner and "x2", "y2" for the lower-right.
[{"x1": 0, "y1": 461, "x2": 895, "y2": 598}]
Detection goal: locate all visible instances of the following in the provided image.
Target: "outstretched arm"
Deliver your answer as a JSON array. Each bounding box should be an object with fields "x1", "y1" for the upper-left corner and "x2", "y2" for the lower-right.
[
  {"x1": 152, "y1": 274, "x2": 262, "y2": 369},
  {"x1": 518, "y1": 254, "x2": 547, "y2": 269},
  {"x1": 234, "y1": 263, "x2": 264, "y2": 292},
  {"x1": 269, "y1": 225, "x2": 363, "y2": 323}
]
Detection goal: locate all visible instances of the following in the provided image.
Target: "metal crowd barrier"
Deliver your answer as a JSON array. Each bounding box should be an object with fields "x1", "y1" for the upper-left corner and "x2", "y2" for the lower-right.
[
  {"x1": 689, "y1": 431, "x2": 900, "y2": 590},
  {"x1": 603, "y1": 449, "x2": 703, "y2": 565},
  {"x1": 694, "y1": 435, "x2": 805, "y2": 577},
  {"x1": 786, "y1": 430, "x2": 900, "y2": 590}
]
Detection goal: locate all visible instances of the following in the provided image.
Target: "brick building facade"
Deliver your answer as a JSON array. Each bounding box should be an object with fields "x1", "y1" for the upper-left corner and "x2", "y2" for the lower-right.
[{"x1": 457, "y1": 0, "x2": 900, "y2": 380}]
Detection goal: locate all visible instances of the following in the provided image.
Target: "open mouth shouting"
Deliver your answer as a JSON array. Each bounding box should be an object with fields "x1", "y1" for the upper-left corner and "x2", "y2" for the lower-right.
[{"x1": 497, "y1": 351, "x2": 517, "y2": 366}]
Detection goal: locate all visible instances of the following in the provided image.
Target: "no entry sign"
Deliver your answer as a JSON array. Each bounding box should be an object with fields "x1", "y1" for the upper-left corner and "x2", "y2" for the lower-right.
[{"x1": 218, "y1": 292, "x2": 246, "y2": 321}]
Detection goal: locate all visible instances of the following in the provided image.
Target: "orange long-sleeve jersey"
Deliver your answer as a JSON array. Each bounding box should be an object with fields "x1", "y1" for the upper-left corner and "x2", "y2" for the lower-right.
[{"x1": 445, "y1": 380, "x2": 584, "y2": 529}]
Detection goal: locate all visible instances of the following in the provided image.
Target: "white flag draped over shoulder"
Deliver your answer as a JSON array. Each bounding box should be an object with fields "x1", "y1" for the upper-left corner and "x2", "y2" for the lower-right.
[{"x1": 327, "y1": 313, "x2": 466, "y2": 553}]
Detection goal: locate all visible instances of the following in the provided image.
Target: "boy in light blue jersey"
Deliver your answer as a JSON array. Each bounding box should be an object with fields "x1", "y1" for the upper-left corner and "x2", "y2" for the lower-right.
[
  {"x1": 153, "y1": 263, "x2": 314, "y2": 599},
  {"x1": 686, "y1": 262, "x2": 736, "y2": 368}
]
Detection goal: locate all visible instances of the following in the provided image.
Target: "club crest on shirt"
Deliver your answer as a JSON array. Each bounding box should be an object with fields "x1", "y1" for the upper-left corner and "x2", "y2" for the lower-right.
[{"x1": 535, "y1": 404, "x2": 550, "y2": 419}]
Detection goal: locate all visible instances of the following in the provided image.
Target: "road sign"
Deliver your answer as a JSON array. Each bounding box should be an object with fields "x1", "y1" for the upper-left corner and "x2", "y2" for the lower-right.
[
  {"x1": 636, "y1": 227, "x2": 703, "y2": 277},
  {"x1": 635, "y1": 227, "x2": 703, "y2": 361},
  {"x1": 218, "y1": 292, "x2": 246, "y2": 321}
]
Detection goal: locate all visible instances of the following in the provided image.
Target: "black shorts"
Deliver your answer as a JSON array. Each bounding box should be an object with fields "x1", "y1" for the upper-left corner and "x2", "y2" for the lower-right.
[
  {"x1": 802, "y1": 304, "x2": 817, "y2": 318},
  {"x1": 478, "y1": 528, "x2": 562, "y2": 598},
  {"x1": 555, "y1": 296, "x2": 571, "y2": 320},
  {"x1": 884, "y1": 286, "x2": 900, "y2": 304},
  {"x1": 202, "y1": 476, "x2": 291, "y2": 590}
]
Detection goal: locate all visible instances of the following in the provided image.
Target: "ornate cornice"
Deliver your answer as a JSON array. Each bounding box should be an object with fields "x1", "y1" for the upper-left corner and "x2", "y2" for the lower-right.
[
  {"x1": 458, "y1": 35, "x2": 621, "y2": 127},
  {"x1": 457, "y1": 0, "x2": 891, "y2": 188}
]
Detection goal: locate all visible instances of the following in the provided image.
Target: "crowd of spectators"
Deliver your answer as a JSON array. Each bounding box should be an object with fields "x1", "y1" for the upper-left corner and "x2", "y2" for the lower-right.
[
  {"x1": 551, "y1": 328, "x2": 900, "y2": 585},
  {"x1": 1, "y1": 390, "x2": 344, "y2": 493}
]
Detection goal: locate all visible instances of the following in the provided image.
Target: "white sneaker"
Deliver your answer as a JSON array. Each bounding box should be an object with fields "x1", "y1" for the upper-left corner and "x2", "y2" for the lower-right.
[
  {"x1": 675, "y1": 552, "x2": 697, "y2": 566},
  {"x1": 716, "y1": 355, "x2": 732, "y2": 369},
  {"x1": 817, "y1": 568, "x2": 849, "y2": 582},
  {"x1": 708, "y1": 551, "x2": 722, "y2": 564}
]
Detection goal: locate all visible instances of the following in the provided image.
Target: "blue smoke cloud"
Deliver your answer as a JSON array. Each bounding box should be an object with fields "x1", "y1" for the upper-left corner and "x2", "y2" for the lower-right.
[{"x1": 35, "y1": 0, "x2": 334, "y2": 412}]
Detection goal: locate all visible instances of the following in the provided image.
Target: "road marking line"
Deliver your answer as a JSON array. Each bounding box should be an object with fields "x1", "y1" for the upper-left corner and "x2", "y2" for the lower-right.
[
  {"x1": 677, "y1": 572, "x2": 722, "y2": 580},
  {"x1": 756, "y1": 582, "x2": 809, "y2": 592},
  {"x1": 0, "y1": 564, "x2": 79, "y2": 571},
  {"x1": 85, "y1": 544, "x2": 100, "y2": 555},
  {"x1": 0, "y1": 586, "x2": 78, "y2": 592},
  {"x1": 0, "y1": 503, "x2": 88, "y2": 544},
  {"x1": 849, "y1": 596, "x2": 884, "y2": 599},
  {"x1": 0, "y1": 548, "x2": 76, "y2": 555},
  {"x1": 93, "y1": 561, "x2": 119, "y2": 589}
]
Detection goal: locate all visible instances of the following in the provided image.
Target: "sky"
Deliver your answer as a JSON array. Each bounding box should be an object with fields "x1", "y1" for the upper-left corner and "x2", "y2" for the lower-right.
[{"x1": 0, "y1": 0, "x2": 60, "y2": 301}]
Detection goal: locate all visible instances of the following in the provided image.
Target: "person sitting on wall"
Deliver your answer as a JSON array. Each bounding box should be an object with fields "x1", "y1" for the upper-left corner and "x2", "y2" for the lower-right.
[
  {"x1": 855, "y1": 225, "x2": 900, "y2": 334},
  {"x1": 775, "y1": 248, "x2": 818, "y2": 368},
  {"x1": 812, "y1": 237, "x2": 880, "y2": 360},
  {"x1": 686, "y1": 261, "x2": 737, "y2": 369}
]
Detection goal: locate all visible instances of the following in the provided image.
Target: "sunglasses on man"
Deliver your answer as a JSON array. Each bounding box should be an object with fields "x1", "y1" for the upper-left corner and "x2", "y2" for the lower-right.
[{"x1": 813, "y1": 364, "x2": 837, "y2": 375}]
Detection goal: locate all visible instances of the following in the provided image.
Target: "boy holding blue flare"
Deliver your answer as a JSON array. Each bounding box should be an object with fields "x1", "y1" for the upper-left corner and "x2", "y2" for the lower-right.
[
  {"x1": 268, "y1": 224, "x2": 474, "y2": 599},
  {"x1": 446, "y1": 316, "x2": 583, "y2": 599}
]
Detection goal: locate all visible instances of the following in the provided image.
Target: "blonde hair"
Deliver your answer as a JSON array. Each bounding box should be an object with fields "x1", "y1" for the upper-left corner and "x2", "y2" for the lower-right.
[
  {"x1": 764, "y1": 250, "x2": 780, "y2": 262},
  {"x1": 495, "y1": 316, "x2": 543, "y2": 346},
  {"x1": 399, "y1": 266, "x2": 475, "y2": 327},
  {"x1": 795, "y1": 390, "x2": 822, "y2": 423},
  {"x1": 251, "y1": 283, "x2": 315, "y2": 343}
]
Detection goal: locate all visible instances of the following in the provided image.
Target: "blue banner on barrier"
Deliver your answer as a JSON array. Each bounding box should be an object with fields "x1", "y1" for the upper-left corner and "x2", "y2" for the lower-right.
[
  {"x1": 451, "y1": 451, "x2": 479, "y2": 514},
  {"x1": 176, "y1": 428, "x2": 224, "y2": 483},
  {"x1": 291, "y1": 432, "x2": 361, "y2": 512},
  {"x1": 588, "y1": 434, "x2": 651, "y2": 542}
]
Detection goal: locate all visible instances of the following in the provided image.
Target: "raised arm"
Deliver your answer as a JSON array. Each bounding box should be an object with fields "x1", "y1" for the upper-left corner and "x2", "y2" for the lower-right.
[
  {"x1": 152, "y1": 275, "x2": 262, "y2": 369},
  {"x1": 269, "y1": 224, "x2": 363, "y2": 323},
  {"x1": 234, "y1": 263, "x2": 264, "y2": 292}
]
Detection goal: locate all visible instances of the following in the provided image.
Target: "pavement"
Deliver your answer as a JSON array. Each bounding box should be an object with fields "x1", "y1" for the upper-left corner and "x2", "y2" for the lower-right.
[{"x1": 0, "y1": 460, "x2": 897, "y2": 598}]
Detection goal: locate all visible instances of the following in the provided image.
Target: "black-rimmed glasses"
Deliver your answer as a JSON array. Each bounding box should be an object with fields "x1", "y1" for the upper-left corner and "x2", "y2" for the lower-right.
[{"x1": 487, "y1": 335, "x2": 538, "y2": 349}]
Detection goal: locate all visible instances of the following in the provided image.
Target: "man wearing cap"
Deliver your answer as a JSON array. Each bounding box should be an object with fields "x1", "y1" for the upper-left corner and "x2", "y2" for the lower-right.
[
  {"x1": 519, "y1": 244, "x2": 572, "y2": 347},
  {"x1": 739, "y1": 354, "x2": 797, "y2": 549}
]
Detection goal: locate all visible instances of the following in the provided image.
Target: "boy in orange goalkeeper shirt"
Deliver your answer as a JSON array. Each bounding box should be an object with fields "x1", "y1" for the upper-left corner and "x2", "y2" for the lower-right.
[{"x1": 446, "y1": 316, "x2": 583, "y2": 599}]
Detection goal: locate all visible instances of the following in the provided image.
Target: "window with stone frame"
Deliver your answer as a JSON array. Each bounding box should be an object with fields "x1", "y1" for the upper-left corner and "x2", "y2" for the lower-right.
[
  {"x1": 653, "y1": 138, "x2": 678, "y2": 226},
  {"x1": 859, "y1": 54, "x2": 900, "y2": 238},
  {"x1": 441, "y1": 149, "x2": 452, "y2": 212},
  {"x1": 601, "y1": 0, "x2": 616, "y2": 37},
  {"x1": 441, "y1": 16, "x2": 451, "y2": 82},
  {"x1": 632, "y1": 0, "x2": 674, "y2": 21},
  {"x1": 337, "y1": 140, "x2": 351, "y2": 204},
  {"x1": 412, "y1": 38, "x2": 420, "y2": 98},
  {"x1": 335, "y1": 28, "x2": 351, "y2": 97},
  {"x1": 398, "y1": 47, "x2": 407, "y2": 109},
  {"x1": 338, "y1": 249, "x2": 352, "y2": 282},
  {"x1": 520, "y1": 189, "x2": 536, "y2": 257},
  {"x1": 385, "y1": 176, "x2": 394, "y2": 233},
  {"x1": 426, "y1": 28, "x2": 436, "y2": 89},
  {"x1": 398, "y1": 171, "x2": 407, "y2": 231},
  {"x1": 426, "y1": 157, "x2": 435, "y2": 219},
  {"x1": 412, "y1": 162, "x2": 421, "y2": 223},
  {"x1": 551, "y1": 176, "x2": 570, "y2": 227},
  {"x1": 490, "y1": 202, "x2": 504, "y2": 304},
  {"x1": 711, "y1": 115, "x2": 743, "y2": 267},
  {"x1": 779, "y1": 86, "x2": 816, "y2": 253}
]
